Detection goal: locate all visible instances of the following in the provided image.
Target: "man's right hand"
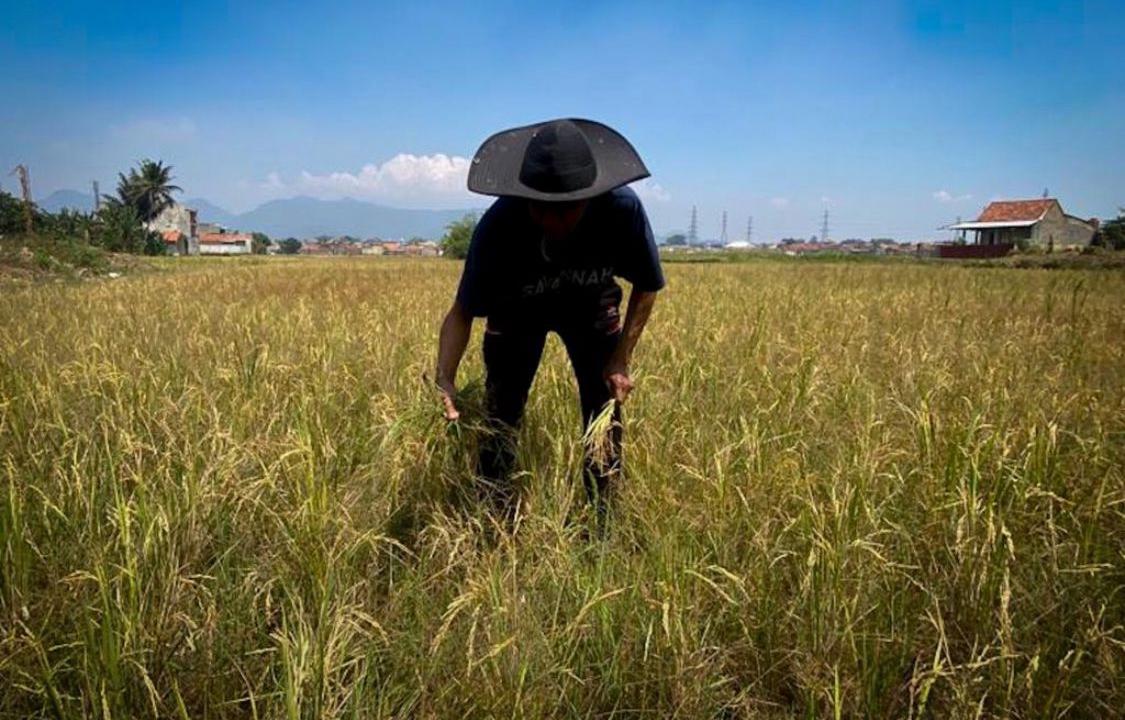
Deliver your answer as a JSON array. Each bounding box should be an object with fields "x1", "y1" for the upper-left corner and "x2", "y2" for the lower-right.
[
  {"x1": 436, "y1": 375, "x2": 460, "y2": 421},
  {"x1": 435, "y1": 300, "x2": 472, "y2": 422}
]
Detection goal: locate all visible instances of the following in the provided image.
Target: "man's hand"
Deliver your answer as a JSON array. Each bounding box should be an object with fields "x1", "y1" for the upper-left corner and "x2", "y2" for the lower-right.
[
  {"x1": 603, "y1": 360, "x2": 634, "y2": 403},
  {"x1": 435, "y1": 301, "x2": 471, "y2": 422},
  {"x1": 602, "y1": 290, "x2": 656, "y2": 405},
  {"x1": 435, "y1": 374, "x2": 460, "y2": 421}
]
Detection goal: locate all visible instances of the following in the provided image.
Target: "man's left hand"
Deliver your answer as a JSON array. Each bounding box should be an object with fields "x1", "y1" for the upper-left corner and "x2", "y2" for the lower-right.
[{"x1": 604, "y1": 362, "x2": 634, "y2": 403}]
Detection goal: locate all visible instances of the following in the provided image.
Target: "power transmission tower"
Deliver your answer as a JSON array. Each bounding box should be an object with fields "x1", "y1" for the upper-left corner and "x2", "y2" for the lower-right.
[
  {"x1": 9, "y1": 164, "x2": 34, "y2": 234},
  {"x1": 92, "y1": 180, "x2": 101, "y2": 212},
  {"x1": 819, "y1": 208, "x2": 830, "y2": 243},
  {"x1": 688, "y1": 205, "x2": 698, "y2": 245},
  {"x1": 746, "y1": 216, "x2": 753, "y2": 244},
  {"x1": 720, "y1": 210, "x2": 728, "y2": 245}
]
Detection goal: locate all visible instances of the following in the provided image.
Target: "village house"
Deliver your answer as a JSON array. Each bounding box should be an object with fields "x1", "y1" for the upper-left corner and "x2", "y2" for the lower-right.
[
  {"x1": 197, "y1": 221, "x2": 225, "y2": 235},
  {"x1": 160, "y1": 229, "x2": 190, "y2": 254},
  {"x1": 409, "y1": 241, "x2": 441, "y2": 257},
  {"x1": 146, "y1": 202, "x2": 199, "y2": 255},
  {"x1": 948, "y1": 198, "x2": 1098, "y2": 252},
  {"x1": 298, "y1": 242, "x2": 331, "y2": 255},
  {"x1": 297, "y1": 239, "x2": 363, "y2": 255},
  {"x1": 199, "y1": 231, "x2": 253, "y2": 255}
]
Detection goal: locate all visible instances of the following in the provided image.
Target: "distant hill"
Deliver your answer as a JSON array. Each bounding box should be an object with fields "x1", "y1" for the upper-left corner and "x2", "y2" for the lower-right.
[
  {"x1": 184, "y1": 198, "x2": 238, "y2": 227},
  {"x1": 234, "y1": 196, "x2": 476, "y2": 239},
  {"x1": 37, "y1": 191, "x2": 482, "y2": 239},
  {"x1": 41, "y1": 190, "x2": 95, "y2": 213}
]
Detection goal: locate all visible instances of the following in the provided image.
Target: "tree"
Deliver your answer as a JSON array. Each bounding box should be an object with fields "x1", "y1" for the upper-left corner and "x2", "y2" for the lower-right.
[
  {"x1": 665, "y1": 233, "x2": 687, "y2": 246},
  {"x1": 278, "y1": 237, "x2": 302, "y2": 254},
  {"x1": 0, "y1": 191, "x2": 42, "y2": 235},
  {"x1": 1094, "y1": 209, "x2": 1125, "y2": 250},
  {"x1": 116, "y1": 159, "x2": 182, "y2": 223},
  {"x1": 440, "y1": 214, "x2": 476, "y2": 259},
  {"x1": 251, "y1": 232, "x2": 271, "y2": 254},
  {"x1": 93, "y1": 200, "x2": 162, "y2": 254}
]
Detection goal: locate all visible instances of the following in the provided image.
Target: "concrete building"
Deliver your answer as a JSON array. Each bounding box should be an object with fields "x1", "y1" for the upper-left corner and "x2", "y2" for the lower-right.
[
  {"x1": 146, "y1": 203, "x2": 199, "y2": 255},
  {"x1": 161, "y1": 229, "x2": 190, "y2": 255},
  {"x1": 199, "y1": 231, "x2": 253, "y2": 255},
  {"x1": 948, "y1": 199, "x2": 1097, "y2": 251}
]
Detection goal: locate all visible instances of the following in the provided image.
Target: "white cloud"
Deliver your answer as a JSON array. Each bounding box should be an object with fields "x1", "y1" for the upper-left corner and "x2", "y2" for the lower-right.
[
  {"x1": 629, "y1": 179, "x2": 670, "y2": 202},
  {"x1": 261, "y1": 155, "x2": 670, "y2": 208},
  {"x1": 110, "y1": 117, "x2": 197, "y2": 144},
  {"x1": 769, "y1": 197, "x2": 789, "y2": 208},
  {"x1": 933, "y1": 189, "x2": 972, "y2": 203},
  {"x1": 281, "y1": 153, "x2": 474, "y2": 207},
  {"x1": 261, "y1": 172, "x2": 284, "y2": 190}
]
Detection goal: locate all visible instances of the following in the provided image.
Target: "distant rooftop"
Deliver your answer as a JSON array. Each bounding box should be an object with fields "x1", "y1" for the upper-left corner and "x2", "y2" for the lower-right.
[
  {"x1": 200, "y1": 232, "x2": 251, "y2": 244},
  {"x1": 977, "y1": 199, "x2": 1057, "y2": 223}
]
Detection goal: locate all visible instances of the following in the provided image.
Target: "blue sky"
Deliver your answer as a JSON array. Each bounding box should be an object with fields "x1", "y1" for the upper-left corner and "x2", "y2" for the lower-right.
[{"x1": 2, "y1": 0, "x2": 1122, "y2": 241}]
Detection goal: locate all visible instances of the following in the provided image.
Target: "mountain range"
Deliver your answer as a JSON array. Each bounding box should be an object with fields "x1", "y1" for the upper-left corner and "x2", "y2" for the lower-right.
[{"x1": 38, "y1": 190, "x2": 482, "y2": 240}]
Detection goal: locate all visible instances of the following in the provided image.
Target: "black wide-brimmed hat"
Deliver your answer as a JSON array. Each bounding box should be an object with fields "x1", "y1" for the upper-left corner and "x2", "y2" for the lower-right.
[{"x1": 467, "y1": 118, "x2": 650, "y2": 201}]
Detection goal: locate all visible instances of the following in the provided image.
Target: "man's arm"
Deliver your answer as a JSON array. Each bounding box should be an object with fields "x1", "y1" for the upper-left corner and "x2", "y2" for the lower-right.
[
  {"x1": 603, "y1": 289, "x2": 658, "y2": 403},
  {"x1": 435, "y1": 300, "x2": 472, "y2": 420}
]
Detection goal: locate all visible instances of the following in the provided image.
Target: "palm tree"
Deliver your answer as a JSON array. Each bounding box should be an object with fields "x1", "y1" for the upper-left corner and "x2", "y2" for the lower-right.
[
  {"x1": 116, "y1": 159, "x2": 182, "y2": 223},
  {"x1": 94, "y1": 199, "x2": 148, "y2": 253}
]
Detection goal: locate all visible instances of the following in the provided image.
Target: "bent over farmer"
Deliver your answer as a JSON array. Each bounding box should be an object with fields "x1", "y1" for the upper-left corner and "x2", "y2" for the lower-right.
[{"x1": 434, "y1": 118, "x2": 665, "y2": 522}]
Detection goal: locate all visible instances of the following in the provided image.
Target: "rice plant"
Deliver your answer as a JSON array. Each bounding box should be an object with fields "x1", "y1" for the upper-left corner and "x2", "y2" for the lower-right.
[{"x1": 0, "y1": 256, "x2": 1122, "y2": 718}]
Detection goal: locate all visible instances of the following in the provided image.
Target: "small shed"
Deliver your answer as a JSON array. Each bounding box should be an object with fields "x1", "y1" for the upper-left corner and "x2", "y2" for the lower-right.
[
  {"x1": 199, "y1": 232, "x2": 253, "y2": 255},
  {"x1": 948, "y1": 199, "x2": 1097, "y2": 251}
]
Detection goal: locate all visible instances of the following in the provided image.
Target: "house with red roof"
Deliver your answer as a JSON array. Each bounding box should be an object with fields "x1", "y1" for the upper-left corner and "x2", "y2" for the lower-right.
[
  {"x1": 948, "y1": 198, "x2": 1097, "y2": 251},
  {"x1": 146, "y1": 203, "x2": 199, "y2": 255},
  {"x1": 161, "y1": 229, "x2": 190, "y2": 255},
  {"x1": 199, "y1": 231, "x2": 253, "y2": 255}
]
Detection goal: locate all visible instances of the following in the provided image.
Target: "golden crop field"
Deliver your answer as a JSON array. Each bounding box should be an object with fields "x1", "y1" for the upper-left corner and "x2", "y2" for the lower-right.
[{"x1": 1, "y1": 256, "x2": 1123, "y2": 718}]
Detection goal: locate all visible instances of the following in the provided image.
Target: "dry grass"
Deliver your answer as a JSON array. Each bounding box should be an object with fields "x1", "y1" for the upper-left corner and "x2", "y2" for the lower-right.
[{"x1": 1, "y1": 256, "x2": 1122, "y2": 718}]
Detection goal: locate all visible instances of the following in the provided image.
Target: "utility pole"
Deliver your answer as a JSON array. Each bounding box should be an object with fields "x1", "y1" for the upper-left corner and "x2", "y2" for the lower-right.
[
  {"x1": 688, "y1": 205, "x2": 698, "y2": 245},
  {"x1": 10, "y1": 164, "x2": 34, "y2": 234},
  {"x1": 720, "y1": 210, "x2": 728, "y2": 245},
  {"x1": 820, "y1": 208, "x2": 830, "y2": 244},
  {"x1": 92, "y1": 180, "x2": 101, "y2": 212},
  {"x1": 746, "y1": 216, "x2": 753, "y2": 244}
]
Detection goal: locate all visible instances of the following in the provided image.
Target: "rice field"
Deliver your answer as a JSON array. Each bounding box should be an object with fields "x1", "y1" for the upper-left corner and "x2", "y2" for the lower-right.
[{"x1": 1, "y1": 256, "x2": 1122, "y2": 718}]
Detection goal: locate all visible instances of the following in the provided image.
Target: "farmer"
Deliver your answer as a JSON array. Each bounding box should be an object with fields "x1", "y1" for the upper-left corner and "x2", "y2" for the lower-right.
[{"x1": 434, "y1": 118, "x2": 665, "y2": 523}]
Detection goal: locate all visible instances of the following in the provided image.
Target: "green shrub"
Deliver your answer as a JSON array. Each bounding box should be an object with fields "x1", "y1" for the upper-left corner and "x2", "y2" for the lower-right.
[{"x1": 441, "y1": 214, "x2": 476, "y2": 259}]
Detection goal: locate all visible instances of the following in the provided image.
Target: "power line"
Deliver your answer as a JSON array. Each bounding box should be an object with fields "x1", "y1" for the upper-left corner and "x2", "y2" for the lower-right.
[
  {"x1": 746, "y1": 215, "x2": 753, "y2": 244},
  {"x1": 720, "y1": 210, "x2": 728, "y2": 244},
  {"x1": 820, "y1": 208, "x2": 830, "y2": 243},
  {"x1": 688, "y1": 205, "x2": 698, "y2": 245}
]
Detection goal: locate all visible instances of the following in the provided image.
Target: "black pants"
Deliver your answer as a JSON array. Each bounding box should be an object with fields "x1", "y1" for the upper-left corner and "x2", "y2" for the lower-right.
[{"x1": 477, "y1": 319, "x2": 623, "y2": 514}]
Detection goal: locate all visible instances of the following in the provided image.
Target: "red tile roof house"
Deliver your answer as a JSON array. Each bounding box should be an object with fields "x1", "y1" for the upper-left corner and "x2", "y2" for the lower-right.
[
  {"x1": 944, "y1": 199, "x2": 1098, "y2": 257},
  {"x1": 298, "y1": 242, "x2": 332, "y2": 255},
  {"x1": 199, "y1": 232, "x2": 253, "y2": 255},
  {"x1": 162, "y1": 229, "x2": 189, "y2": 255},
  {"x1": 146, "y1": 203, "x2": 199, "y2": 255}
]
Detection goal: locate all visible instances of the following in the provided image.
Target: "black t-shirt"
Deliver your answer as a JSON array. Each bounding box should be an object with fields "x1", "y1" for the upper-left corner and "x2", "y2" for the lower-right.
[{"x1": 455, "y1": 186, "x2": 665, "y2": 331}]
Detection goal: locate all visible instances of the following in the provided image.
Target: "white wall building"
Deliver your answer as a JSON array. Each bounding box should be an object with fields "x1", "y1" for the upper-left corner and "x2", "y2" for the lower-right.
[
  {"x1": 199, "y1": 232, "x2": 253, "y2": 255},
  {"x1": 146, "y1": 203, "x2": 199, "y2": 255}
]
